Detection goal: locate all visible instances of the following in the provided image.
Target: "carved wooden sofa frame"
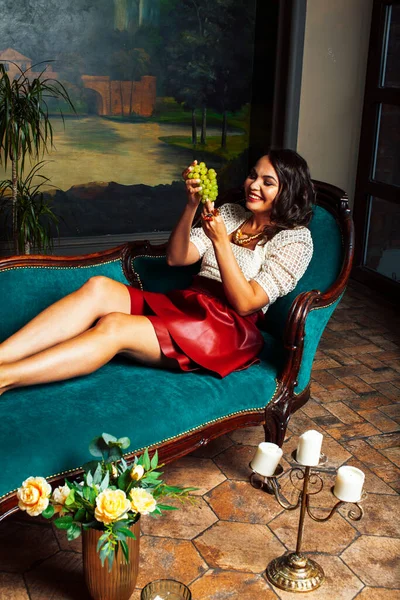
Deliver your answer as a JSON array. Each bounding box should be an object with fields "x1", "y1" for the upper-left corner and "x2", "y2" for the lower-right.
[{"x1": 0, "y1": 181, "x2": 353, "y2": 520}]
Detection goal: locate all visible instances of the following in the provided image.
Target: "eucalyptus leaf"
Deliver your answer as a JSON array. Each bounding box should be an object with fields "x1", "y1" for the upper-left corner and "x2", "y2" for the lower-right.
[
  {"x1": 89, "y1": 436, "x2": 108, "y2": 457},
  {"x1": 106, "y1": 446, "x2": 122, "y2": 462},
  {"x1": 102, "y1": 433, "x2": 117, "y2": 445},
  {"x1": 117, "y1": 437, "x2": 130, "y2": 450},
  {"x1": 93, "y1": 462, "x2": 103, "y2": 485},
  {"x1": 82, "y1": 460, "x2": 101, "y2": 474}
]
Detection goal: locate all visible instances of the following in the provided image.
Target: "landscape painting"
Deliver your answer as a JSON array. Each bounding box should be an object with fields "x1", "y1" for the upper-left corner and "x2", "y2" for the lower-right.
[{"x1": 0, "y1": 0, "x2": 262, "y2": 240}]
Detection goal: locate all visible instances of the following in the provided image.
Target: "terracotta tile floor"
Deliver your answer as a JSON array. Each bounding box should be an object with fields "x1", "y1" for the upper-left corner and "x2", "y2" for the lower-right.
[{"x1": 0, "y1": 280, "x2": 399, "y2": 600}]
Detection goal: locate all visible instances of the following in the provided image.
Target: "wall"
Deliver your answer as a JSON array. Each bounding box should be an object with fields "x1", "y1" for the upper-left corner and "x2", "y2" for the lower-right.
[{"x1": 297, "y1": 0, "x2": 373, "y2": 204}]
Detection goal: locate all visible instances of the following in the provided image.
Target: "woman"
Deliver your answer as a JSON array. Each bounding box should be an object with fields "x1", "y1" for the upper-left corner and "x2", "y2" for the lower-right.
[{"x1": 0, "y1": 149, "x2": 314, "y2": 393}]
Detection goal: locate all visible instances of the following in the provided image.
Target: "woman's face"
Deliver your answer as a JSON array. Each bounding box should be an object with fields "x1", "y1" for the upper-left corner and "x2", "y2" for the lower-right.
[{"x1": 244, "y1": 155, "x2": 279, "y2": 215}]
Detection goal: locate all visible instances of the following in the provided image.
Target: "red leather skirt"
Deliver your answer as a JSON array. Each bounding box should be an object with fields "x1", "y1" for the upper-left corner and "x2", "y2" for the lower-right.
[{"x1": 126, "y1": 275, "x2": 265, "y2": 378}]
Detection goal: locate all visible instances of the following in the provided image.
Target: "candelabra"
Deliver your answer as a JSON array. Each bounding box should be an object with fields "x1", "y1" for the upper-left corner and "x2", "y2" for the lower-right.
[{"x1": 250, "y1": 436, "x2": 367, "y2": 593}]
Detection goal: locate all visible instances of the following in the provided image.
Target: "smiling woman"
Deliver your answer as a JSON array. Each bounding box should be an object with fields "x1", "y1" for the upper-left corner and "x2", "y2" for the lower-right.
[{"x1": 0, "y1": 149, "x2": 315, "y2": 391}]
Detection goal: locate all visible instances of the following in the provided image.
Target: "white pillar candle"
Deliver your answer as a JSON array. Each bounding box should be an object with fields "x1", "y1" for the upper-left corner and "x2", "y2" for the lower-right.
[
  {"x1": 251, "y1": 442, "x2": 283, "y2": 477},
  {"x1": 333, "y1": 466, "x2": 365, "y2": 502},
  {"x1": 296, "y1": 430, "x2": 323, "y2": 466}
]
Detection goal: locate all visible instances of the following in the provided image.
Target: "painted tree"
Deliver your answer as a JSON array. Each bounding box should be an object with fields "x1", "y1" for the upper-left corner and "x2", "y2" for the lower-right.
[
  {"x1": 160, "y1": 0, "x2": 256, "y2": 148},
  {"x1": 208, "y1": 1, "x2": 256, "y2": 148}
]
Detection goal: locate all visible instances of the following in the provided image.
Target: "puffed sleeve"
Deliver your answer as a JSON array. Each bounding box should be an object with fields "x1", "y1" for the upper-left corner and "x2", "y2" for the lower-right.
[
  {"x1": 189, "y1": 203, "x2": 246, "y2": 258},
  {"x1": 253, "y1": 229, "x2": 313, "y2": 305}
]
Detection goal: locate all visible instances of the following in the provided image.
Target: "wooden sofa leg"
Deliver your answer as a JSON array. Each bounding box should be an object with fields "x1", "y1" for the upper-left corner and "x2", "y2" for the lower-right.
[
  {"x1": 263, "y1": 414, "x2": 288, "y2": 447},
  {"x1": 263, "y1": 385, "x2": 311, "y2": 447},
  {"x1": 263, "y1": 393, "x2": 292, "y2": 447}
]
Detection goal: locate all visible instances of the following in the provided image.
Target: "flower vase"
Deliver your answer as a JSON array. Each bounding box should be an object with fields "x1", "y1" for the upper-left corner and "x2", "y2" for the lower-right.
[{"x1": 82, "y1": 518, "x2": 140, "y2": 600}]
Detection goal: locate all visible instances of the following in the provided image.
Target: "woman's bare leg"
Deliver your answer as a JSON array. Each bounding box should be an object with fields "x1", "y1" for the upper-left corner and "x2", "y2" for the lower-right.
[
  {"x1": 0, "y1": 277, "x2": 131, "y2": 365},
  {"x1": 0, "y1": 313, "x2": 177, "y2": 394}
]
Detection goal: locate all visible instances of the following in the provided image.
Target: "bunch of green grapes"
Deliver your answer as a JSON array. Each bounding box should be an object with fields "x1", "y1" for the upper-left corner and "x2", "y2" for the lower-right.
[{"x1": 187, "y1": 162, "x2": 218, "y2": 203}]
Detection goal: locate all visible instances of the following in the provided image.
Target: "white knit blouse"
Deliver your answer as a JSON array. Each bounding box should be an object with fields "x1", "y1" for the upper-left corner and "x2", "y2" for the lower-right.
[{"x1": 189, "y1": 203, "x2": 313, "y2": 313}]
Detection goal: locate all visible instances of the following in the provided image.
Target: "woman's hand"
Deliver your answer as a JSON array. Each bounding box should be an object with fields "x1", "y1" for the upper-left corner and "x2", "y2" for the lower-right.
[
  {"x1": 182, "y1": 160, "x2": 202, "y2": 207},
  {"x1": 201, "y1": 200, "x2": 228, "y2": 244}
]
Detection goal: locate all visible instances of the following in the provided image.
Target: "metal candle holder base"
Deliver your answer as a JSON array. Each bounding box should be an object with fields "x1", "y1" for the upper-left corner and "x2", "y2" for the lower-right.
[{"x1": 250, "y1": 452, "x2": 366, "y2": 593}]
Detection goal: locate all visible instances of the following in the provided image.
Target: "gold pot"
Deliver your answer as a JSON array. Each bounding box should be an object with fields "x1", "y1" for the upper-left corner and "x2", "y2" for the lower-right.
[{"x1": 82, "y1": 518, "x2": 140, "y2": 600}]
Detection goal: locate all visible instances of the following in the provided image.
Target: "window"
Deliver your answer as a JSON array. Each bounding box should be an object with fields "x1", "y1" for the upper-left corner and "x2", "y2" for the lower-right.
[{"x1": 353, "y1": 0, "x2": 400, "y2": 301}]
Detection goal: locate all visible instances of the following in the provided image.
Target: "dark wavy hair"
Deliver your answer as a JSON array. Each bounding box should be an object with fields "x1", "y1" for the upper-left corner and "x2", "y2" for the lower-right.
[{"x1": 259, "y1": 149, "x2": 315, "y2": 239}]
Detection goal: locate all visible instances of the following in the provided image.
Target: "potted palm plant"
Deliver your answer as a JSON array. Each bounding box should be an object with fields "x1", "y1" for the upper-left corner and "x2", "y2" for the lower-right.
[
  {"x1": 0, "y1": 61, "x2": 75, "y2": 254},
  {"x1": 0, "y1": 161, "x2": 59, "y2": 254}
]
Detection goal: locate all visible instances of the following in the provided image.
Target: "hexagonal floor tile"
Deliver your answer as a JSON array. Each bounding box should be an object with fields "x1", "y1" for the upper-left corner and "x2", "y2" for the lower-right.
[
  {"x1": 206, "y1": 480, "x2": 284, "y2": 523},
  {"x1": 269, "y1": 510, "x2": 357, "y2": 554},
  {"x1": 190, "y1": 569, "x2": 279, "y2": 599},
  {"x1": 190, "y1": 434, "x2": 233, "y2": 458},
  {"x1": 228, "y1": 426, "x2": 266, "y2": 446},
  {"x1": 194, "y1": 521, "x2": 285, "y2": 573},
  {"x1": 140, "y1": 497, "x2": 217, "y2": 539},
  {"x1": 25, "y1": 551, "x2": 90, "y2": 600},
  {"x1": 0, "y1": 520, "x2": 59, "y2": 572},
  {"x1": 272, "y1": 555, "x2": 363, "y2": 600},
  {"x1": 339, "y1": 493, "x2": 400, "y2": 537},
  {"x1": 356, "y1": 588, "x2": 400, "y2": 599},
  {"x1": 162, "y1": 456, "x2": 225, "y2": 496},
  {"x1": 0, "y1": 573, "x2": 29, "y2": 600},
  {"x1": 135, "y1": 536, "x2": 207, "y2": 589},
  {"x1": 341, "y1": 536, "x2": 400, "y2": 588},
  {"x1": 214, "y1": 444, "x2": 259, "y2": 480}
]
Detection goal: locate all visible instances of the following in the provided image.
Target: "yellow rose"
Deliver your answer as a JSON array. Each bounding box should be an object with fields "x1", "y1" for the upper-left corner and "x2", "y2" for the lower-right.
[
  {"x1": 52, "y1": 484, "x2": 70, "y2": 514},
  {"x1": 17, "y1": 476, "x2": 52, "y2": 516},
  {"x1": 94, "y1": 489, "x2": 131, "y2": 525},
  {"x1": 130, "y1": 488, "x2": 157, "y2": 515},
  {"x1": 130, "y1": 464, "x2": 145, "y2": 481}
]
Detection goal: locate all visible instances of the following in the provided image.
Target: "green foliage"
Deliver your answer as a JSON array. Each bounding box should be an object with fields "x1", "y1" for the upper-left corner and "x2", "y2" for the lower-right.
[
  {"x1": 0, "y1": 161, "x2": 59, "y2": 254},
  {"x1": 19, "y1": 432, "x2": 196, "y2": 572},
  {"x1": 0, "y1": 61, "x2": 75, "y2": 253},
  {"x1": 160, "y1": 0, "x2": 256, "y2": 147},
  {"x1": 0, "y1": 61, "x2": 75, "y2": 173}
]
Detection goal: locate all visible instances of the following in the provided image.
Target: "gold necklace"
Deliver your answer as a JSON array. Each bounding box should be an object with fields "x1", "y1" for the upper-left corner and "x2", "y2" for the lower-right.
[{"x1": 233, "y1": 219, "x2": 265, "y2": 246}]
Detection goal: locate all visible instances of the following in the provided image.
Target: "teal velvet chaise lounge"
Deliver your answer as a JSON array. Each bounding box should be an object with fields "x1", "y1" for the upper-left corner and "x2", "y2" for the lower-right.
[{"x1": 0, "y1": 181, "x2": 354, "y2": 520}]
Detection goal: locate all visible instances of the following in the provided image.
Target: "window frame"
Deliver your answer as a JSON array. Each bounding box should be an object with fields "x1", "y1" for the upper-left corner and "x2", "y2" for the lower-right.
[{"x1": 352, "y1": 0, "x2": 400, "y2": 301}]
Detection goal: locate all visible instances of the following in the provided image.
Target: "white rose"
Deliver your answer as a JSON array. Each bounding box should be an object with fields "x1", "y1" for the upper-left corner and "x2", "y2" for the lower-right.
[
  {"x1": 130, "y1": 464, "x2": 145, "y2": 481},
  {"x1": 52, "y1": 484, "x2": 70, "y2": 514}
]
